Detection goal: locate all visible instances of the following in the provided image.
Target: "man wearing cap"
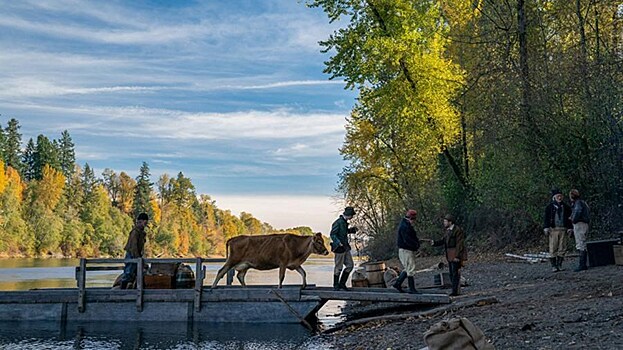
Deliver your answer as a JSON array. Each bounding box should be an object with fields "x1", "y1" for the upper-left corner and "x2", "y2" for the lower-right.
[
  {"x1": 392, "y1": 209, "x2": 421, "y2": 294},
  {"x1": 569, "y1": 189, "x2": 590, "y2": 272},
  {"x1": 330, "y1": 206, "x2": 358, "y2": 291},
  {"x1": 120, "y1": 212, "x2": 149, "y2": 289},
  {"x1": 543, "y1": 189, "x2": 572, "y2": 272},
  {"x1": 430, "y1": 214, "x2": 466, "y2": 296}
]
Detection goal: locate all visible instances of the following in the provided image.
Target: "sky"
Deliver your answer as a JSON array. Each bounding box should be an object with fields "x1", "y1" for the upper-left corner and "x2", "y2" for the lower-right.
[{"x1": 0, "y1": 0, "x2": 357, "y2": 232}]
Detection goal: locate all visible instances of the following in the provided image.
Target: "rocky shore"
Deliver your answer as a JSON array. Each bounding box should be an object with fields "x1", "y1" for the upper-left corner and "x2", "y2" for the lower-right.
[{"x1": 317, "y1": 255, "x2": 623, "y2": 349}]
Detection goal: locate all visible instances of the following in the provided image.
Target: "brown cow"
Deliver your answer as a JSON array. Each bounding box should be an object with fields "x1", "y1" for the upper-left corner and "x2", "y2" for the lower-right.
[{"x1": 211, "y1": 232, "x2": 329, "y2": 288}]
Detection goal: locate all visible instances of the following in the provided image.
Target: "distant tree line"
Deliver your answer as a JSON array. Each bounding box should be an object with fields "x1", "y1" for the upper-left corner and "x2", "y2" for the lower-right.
[
  {"x1": 0, "y1": 118, "x2": 311, "y2": 257},
  {"x1": 311, "y1": 0, "x2": 623, "y2": 258}
]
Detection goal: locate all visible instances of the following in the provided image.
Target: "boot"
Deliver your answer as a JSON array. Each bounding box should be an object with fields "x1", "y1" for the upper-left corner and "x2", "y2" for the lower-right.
[
  {"x1": 450, "y1": 263, "x2": 461, "y2": 296},
  {"x1": 120, "y1": 281, "x2": 128, "y2": 290},
  {"x1": 550, "y1": 258, "x2": 559, "y2": 272},
  {"x1": 338, "y1": 272, "x2": 350, "y2": 291},
  {"x1": 392, "y1": 271, "x2": 407, "y2": 293},
  {"x1": 407, "y1": 276, "x2": 420, "y2": 294},
  {"x1": 333, "y1": 274, "x2": 340, "y2": 291},
  {"x1": 557, "y1": 257, "x2": 564, "y2": 271},
  {"x1": 574, "y1": 250, "x2": 588, "y2": 272}
]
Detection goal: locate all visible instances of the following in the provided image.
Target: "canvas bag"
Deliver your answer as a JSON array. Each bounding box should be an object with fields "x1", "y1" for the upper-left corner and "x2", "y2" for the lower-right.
[{"x1": 423, "y1": 317, "x2": 494, "y2": 350}]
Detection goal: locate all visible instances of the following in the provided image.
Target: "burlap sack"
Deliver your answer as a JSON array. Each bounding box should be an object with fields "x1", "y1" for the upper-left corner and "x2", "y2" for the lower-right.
[{"x1": 423, "y1": 317, "x2": 494, "y2": 350}]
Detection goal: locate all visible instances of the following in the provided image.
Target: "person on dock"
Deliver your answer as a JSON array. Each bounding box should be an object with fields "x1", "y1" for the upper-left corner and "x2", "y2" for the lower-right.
[
  {"x1": 330, "y1": 206, "x2": 358, "y2": 291},
  {"x1": 569, "y1": 189, "x2": 590, "y2": 272},
  {"x1": 430, "y1": 214, "x2": 466, "y2": 296},
  {"x1": 543, "y1": 188, "x2": 572, "y2": 272},
  {"x1": 392, "y1": 209, "x2": 421, "y2": 294},
  {"x1": 120, "y1": 212, "x2": 149, "y2": 289}
]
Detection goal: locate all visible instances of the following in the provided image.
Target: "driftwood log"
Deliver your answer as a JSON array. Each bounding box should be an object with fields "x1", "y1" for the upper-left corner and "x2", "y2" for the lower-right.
[{"x1": 323, "y1": 296, "x2": 499, "y2": 334}]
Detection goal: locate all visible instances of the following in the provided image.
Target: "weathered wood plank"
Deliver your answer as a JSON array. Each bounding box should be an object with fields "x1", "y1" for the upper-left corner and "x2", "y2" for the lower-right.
[{"x1": 301, "y1": 289, "x2": 450, "y2": 304}]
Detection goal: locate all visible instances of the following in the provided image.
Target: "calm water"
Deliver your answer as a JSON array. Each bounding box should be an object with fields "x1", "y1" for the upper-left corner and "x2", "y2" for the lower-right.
[{"x1": 0, "y1": 258, "x2": 349, "y2": 349}]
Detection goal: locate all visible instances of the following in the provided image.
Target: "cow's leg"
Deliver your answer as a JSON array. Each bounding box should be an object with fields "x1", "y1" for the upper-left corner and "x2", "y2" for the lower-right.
[
  {"x1": 212, "y1": 263, "x2": 233, "y2": 288},
  {"x1": 278, "y1": 266, "x2": 286, "y2": 289},
  {"x1": 295, "y1": 266, "x2": 307, "y2": 289},
  {"x1": 236, "y1": 268, "x2": 248, "y2": 287}
]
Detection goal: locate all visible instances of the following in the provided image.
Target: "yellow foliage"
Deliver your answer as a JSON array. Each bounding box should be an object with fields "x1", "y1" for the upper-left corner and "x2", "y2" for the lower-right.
[{"x1": 0, "y1": 160, "x2": 7, "y2": 194}]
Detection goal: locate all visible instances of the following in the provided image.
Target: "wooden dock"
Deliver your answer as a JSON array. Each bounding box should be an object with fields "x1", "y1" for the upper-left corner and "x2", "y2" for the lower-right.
[{"x1": 0, "y1": 258, "x2": 450, "y2": 325}]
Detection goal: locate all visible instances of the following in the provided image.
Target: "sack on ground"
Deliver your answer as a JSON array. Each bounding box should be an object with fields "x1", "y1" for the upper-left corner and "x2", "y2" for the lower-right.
[{"x1": 423, "y1": 317, "x2": 494, "y2": 350}]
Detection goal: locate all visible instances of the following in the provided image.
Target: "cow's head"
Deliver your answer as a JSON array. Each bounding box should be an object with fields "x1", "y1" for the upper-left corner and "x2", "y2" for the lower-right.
[{"x1": 312, "y1": 232, "x2": 330, "y2": 255}]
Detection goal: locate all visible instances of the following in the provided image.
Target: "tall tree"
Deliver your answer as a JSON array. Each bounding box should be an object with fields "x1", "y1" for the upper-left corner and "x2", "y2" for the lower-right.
[
  {"x1": 57, "y1": 130, "x2": 76, "y2": 179},
  {"x1": 133, "y1": 162, "x2": 154, "y2": 220},
  {"x1": 21, "y1": 138, "x2": 36, "y2": 181},
  {"x1": 4, "y1": 118, "x2": 23, "y2": 172},
  {"x1": 33, "y1": 134, "x2": 61, "y2": 180}
]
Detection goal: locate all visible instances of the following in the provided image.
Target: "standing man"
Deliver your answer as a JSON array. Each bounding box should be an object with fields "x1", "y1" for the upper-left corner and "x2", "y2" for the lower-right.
[
  {"x1": 543, "y1": 189, "x2": 572, "y2": 272},
  {"x1": 121, "y1": 212, "x2": 148, "y2": 289},
  {"x1": 430, "y1": 214, "x2": 466, "y2": 296},
  {"x1": 392, "y1": 209, "x2": 421, "y2": 294},
  {"x1": 330, "y1": 206, "x2": 357, "y2": 291},
  {"x1": 569, "y1": 189, "x2": 590, "y2": 271}
]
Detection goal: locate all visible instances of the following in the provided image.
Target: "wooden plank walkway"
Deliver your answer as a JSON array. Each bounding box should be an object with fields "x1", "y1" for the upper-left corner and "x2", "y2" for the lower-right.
[{"x1": 302, "y1": 286, "x2": 450, "y2": 304}]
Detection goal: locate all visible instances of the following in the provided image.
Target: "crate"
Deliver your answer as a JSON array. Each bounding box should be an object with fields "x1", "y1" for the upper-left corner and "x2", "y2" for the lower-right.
[
  {"x1": 144, "y1": 274, "x2": 174, "y2": 289},
  {"x1": 150, "y1": 262, "x2": 178, "y2": 276},
  {"x1": 433, "y1": 272, "x2": 451, "y2": 288},
  {"x1": 614, "y1": 245, "x2": 623, "y2": 266},
  {"x1": 586, "y1": 239, "x2": 619, "y2": 267}
]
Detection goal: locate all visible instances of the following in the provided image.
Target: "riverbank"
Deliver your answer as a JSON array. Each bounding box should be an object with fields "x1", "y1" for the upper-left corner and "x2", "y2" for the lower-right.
[{"x1": 318, "y1": 255, "x2": 623, "y2": 349}]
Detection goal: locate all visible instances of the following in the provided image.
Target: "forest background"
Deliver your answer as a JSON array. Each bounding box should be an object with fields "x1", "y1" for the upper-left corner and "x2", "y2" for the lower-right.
[
  {"x1": 310, "y1": 0, "x2": 623, "y2": 258},
  {"x1": 1, "y1": 1, "x2": 622, "y2": 260},
  {"x1": 0, "y1": 118, "x2": 314, "y2": 258}
]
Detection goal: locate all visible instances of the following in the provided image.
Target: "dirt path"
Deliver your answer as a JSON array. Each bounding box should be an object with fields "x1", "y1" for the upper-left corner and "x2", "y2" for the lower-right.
[{"x1": 317, "y1": 256, "x2": 623, "y2": 349}]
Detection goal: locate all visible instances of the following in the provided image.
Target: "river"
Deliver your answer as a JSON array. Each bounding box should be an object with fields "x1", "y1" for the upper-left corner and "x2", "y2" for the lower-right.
[{"x1": 0, "y1": 258, "x2": 346, "y2": 349}]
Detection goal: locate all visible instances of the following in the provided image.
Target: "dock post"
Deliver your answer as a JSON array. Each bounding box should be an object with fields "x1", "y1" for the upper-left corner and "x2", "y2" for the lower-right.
[
  {"x1": 226, "y1": 269, "x2": 234, "y2": 285},
  {"x1": 136, "y1": 258, "x2": 144, "y2": 312},
  {"x1": 78, "y1": 258, "x2": 86, "y2": 313},
  {"x1": 194, "y1": 257, "x2": 202, "y2": 312}
]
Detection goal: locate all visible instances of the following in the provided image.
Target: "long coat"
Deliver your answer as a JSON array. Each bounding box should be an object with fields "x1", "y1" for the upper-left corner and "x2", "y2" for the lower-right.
[{"x1": 433, "y1": 225, "x2": 466, "y2": 264}]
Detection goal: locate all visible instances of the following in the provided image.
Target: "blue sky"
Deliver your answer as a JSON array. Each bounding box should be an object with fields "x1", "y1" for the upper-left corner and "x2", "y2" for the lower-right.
[{"x1": 0, "y1": 0, "x2": 356, "y2": 232}]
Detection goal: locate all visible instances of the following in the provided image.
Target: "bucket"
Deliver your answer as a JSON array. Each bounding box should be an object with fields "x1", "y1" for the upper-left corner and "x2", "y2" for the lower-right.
[
  {"x1": 351, "y1": 278, "x2": 369, "y2": 288},
  {"x1": 175, "y1": 264, "x2": 195, "y2": 289}
]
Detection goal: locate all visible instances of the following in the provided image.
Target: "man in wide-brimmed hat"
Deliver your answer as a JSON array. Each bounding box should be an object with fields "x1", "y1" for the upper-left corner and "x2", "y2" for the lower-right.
[{"x1": 330, "y1": 206, "x2": 358, "y2": 291}]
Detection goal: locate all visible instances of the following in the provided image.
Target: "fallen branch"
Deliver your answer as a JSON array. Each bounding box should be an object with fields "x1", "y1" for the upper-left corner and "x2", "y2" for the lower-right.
[{"x1": 323, "y1": 296, "x2": 499, "y2": 334}]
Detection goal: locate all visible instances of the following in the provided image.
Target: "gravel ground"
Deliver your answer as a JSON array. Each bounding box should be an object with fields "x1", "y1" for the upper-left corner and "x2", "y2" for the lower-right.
[{"x1": 316, "y1": 255, "x2": 623, "y2": 350}]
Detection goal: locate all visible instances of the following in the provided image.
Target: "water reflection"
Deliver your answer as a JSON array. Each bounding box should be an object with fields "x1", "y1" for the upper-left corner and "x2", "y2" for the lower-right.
[{"x1": 0, "y1": 321, "x2": 334, "y2": 349}]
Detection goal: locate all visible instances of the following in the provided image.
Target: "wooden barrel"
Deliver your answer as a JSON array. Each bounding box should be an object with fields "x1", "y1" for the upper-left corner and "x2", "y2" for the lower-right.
[
  {"x1": 362, "y1": 261, "x2": 385, "y2": 273},
  {"x1": 366, "y1": 270, "x2": 386, "y2": 288},
  {"x1": 175, "y1": 264, "x2": 195, "y2": 289}
]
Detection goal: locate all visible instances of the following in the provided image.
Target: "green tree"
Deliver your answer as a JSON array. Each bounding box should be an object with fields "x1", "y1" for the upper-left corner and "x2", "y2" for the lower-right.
[
  {"x1": 21, "y1": 138, "x2": 36, "y2": 182},
  {"x1": 33, "y1": 134, "x2": 61, "y2": 180},
  {"x1": 57, "y1": 130, "x2": 76, "y2": 180},
  {"x1": 133, "y1": 162, "x2": 154, "y2": 220},
  {"x1": 4, "y1": 118, "x2": 23, "y2": 172}
]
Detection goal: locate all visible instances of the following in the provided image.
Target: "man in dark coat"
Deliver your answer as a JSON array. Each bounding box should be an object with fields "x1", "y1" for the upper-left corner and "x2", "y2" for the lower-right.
[
  {"x1": 430, "y1": 214, "x2": 466, "y2": 296},
  {"x1": 120, "y1": 212, "x2": 148, "y2": 289},
  {"x1": 392, "y1": 209, "x2": 421, "y2": 294},
  {"x1": 543, "y1": 189, "x2": 572, "y2": 272},
  {"x1": 330, "y1": 206, "x2": 357, "y2": 291}
]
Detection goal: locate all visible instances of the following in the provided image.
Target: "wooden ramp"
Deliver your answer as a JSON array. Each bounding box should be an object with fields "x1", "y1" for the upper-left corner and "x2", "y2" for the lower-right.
[{"x1": 302, "y1": 286, "x2": 450, "y2": 304}]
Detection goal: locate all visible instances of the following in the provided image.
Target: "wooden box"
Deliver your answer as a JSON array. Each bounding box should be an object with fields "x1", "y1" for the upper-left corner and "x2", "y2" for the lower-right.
[
  {"x1": 144, "y1": 274, "x2": 174, "y2": 289},
  {"x1": 613, "y1": 245, "x2": 623, "y2": 266},
  {"x1": 586, "y1": 239, "x2": 618, "y2": 267},
  {"x1": 150, "y1": 262, "x2": 178, "y2": 276}
]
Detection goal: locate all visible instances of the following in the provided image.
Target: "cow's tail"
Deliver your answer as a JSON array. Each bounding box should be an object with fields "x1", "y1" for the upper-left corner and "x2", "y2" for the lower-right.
[{"x1": 225, "y1": 238, "x2": 231, "y2": 259}]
